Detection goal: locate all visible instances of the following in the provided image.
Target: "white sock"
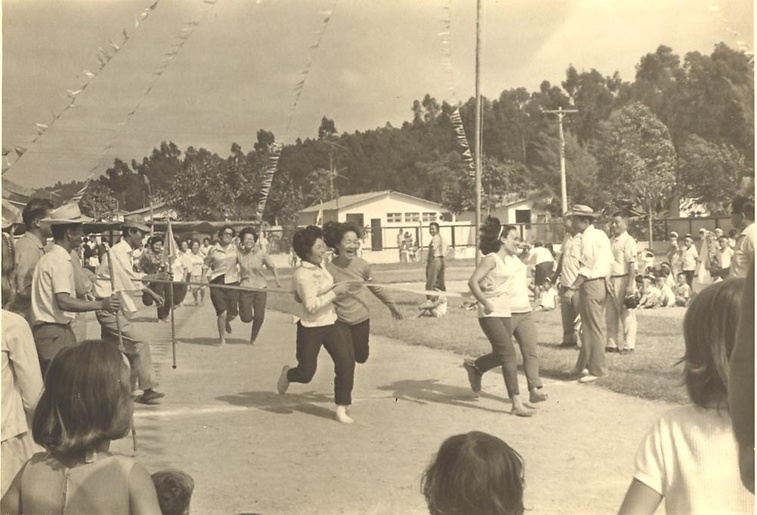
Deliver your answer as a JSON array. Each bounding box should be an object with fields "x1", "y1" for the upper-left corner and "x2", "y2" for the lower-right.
[{"x1": 335, "y1": 405, "x2": 354, "y2": 424}]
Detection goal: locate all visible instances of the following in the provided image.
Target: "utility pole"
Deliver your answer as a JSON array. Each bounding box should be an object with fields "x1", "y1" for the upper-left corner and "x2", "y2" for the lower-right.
[
  {"x1": 474, "y1": 0, "x2": 483, "y2": 266},
  {"x1": 543, "y1": 106, "x2": 578, "y2": 214}
]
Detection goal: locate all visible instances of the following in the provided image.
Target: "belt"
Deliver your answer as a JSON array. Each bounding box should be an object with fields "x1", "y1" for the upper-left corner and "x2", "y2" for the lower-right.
[
  {"x1": 583, "y1": 276, "x2": 605, "y2": 282},
  {"x1": 611, "y1": 274, "x2": 628, "y2": 278}
]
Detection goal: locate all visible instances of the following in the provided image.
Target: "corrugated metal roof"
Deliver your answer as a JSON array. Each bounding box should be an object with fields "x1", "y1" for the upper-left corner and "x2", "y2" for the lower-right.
[{"x1": 300, "y1": 190, "x2": 442, "y2": 213}]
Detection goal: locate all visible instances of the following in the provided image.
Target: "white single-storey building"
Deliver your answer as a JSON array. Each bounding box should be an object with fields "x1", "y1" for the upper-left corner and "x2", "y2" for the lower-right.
[{"x1": 298, "y1": 190, "x2": 454, "y2": 251}]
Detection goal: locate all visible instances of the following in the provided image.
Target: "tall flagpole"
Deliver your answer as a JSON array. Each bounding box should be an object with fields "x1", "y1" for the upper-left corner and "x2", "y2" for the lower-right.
[
  {"x1": 474, "y1": 0, "x2": 483, "y2": 265},
  {"x1": 543, "y1": 106, "x2": 578, "y2": 214}
]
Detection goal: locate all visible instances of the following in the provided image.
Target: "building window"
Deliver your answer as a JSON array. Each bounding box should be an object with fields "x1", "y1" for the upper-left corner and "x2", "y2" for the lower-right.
[
  {"x1": 387, "y1": 213, "x2": 402, "y2": 223},
  {"x1": 405, "y1": 212, "x2": 420, "y2": 222},
  {"x1": 422, "y1": 212, "x2": 437, "y2": 222}
]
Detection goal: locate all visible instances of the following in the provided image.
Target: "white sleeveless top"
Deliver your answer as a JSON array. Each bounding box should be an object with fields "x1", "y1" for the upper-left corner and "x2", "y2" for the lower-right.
[{"x1": 477, "y1": 253, "x2": 513, "y2": 318}]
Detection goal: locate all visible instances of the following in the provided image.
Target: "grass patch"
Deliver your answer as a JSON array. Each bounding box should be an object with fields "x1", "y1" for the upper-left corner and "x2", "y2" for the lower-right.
[{"x1": 268, "y1": 265, "x2": 688, "y2": 405}]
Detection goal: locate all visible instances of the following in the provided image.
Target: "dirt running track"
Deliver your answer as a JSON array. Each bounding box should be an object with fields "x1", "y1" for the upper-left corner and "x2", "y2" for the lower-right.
[{"x1": 97, "y1": 301, "x2": 673, "y2": 515}]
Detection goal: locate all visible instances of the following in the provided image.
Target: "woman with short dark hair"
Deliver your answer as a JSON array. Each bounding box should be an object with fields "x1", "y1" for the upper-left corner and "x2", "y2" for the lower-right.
[
  {"x1": 237, "y1": 227, "x2": 281, "y2": 345},
  {"x1": 204, "y1": 225, "x2": 240, "y2": 346}
]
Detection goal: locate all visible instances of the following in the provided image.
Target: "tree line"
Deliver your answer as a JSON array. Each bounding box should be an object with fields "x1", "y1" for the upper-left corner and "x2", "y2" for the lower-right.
[{"x1": 41, "y1": 43, "x2": 753, "y2": 224}]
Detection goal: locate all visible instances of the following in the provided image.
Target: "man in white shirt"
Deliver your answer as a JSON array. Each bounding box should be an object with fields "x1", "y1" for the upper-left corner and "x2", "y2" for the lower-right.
[
  {"x1": 729, "y1": 194, "x2": 755, "y2": 279},
  {"x1": 567, "y1": 205, "x2": 613, "y2": 383},
  {"x1": 11, "y1": 198, "x2": 53, "y2": 322},
  {"x1": 425, "y1": 222, "x2": 447, "y2": 295},
  {"x1": 95, "y1": 214, "x2": 165, "y2": 404},
  {"x1": 680, "y1": 234, "x2": 698, "y2": 288},
  {"x1": 552, "y1": 214, "x2": 582, "y2": 348},
  {"x1": 606, "y1": 213, "x2": 638, "y2": 354},
  {"x1": 31, "y1": 203, "x2": 120, "y2": 375}
]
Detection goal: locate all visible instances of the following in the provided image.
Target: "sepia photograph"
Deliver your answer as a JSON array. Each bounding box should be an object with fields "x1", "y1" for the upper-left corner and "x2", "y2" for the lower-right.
[{"x1": 1, "y1": 0, "x2": 755, "y2": 513}]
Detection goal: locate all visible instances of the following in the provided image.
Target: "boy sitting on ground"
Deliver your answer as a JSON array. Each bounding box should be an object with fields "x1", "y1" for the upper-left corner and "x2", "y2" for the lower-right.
[{"x1": 152, "y1": 469, "x2": 195, "y2": 515}]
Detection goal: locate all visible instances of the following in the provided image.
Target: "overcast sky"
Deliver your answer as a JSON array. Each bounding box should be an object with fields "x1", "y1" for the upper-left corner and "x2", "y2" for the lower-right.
[{"x1": 2, "y1": 0, "x2": 753, "y2": 188}]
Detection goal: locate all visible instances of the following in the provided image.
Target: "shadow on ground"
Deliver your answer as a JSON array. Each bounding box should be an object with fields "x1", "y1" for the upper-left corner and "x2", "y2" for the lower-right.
[
  {"x1": 216, "y1": 390, "x2": 336, "y2": 421},
  {"x1": 180, "y1": 337, "x2": 249, "y2": 346},
  {"x1": 377, "y1": 378, "x2": 509, "y2": 414}
]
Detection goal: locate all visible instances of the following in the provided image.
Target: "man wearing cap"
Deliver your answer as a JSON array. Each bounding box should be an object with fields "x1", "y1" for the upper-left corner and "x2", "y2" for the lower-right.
[
  {"x1": 606, "y1": 212, "x2": 637, "y2": 355},
  {"x1": 30, "y1": 203, "x2": 121, "y2": 375},
  {"x1": 680, "y1": 234, "x2": 698, "y2": 288},
  {"x1": 729, "y1": 194, "x2": 755, "y2": 279},
  {"x1": 567, "y1": 205, "x2": 613, "y2": 383},
  {"x1": 10, "y1": 198, "x2": 53, "y2": 323},
  {"x1": 95, "y1": 214, "x2": 166, "y2": 404},
  {"x1": 552, "y1": 214, "x2": 582, "y2": 348}
]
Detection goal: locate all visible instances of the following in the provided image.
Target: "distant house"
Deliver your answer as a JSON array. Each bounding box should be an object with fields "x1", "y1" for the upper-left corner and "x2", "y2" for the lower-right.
[
  {"x1": 457, "y1": 196, "x2": 549, "y2": 225},
  {"x1": 298, "y1": 190, "x2": 451, "y2": 251}
]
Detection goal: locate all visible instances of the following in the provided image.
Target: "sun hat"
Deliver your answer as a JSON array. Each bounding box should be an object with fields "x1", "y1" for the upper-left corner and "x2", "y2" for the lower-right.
[
  {"x1": 569, "y1": 205, "x2": 599, "y2": 218},
  {"x1": 122, "y1": 214, "x2": 151, "y2": 233},
  {"x1": 40, "y1": 203, "x2": 93, "y2": 224},
  {"x1": 669, "y1": 231, "x2": 679, "y2": 239}
]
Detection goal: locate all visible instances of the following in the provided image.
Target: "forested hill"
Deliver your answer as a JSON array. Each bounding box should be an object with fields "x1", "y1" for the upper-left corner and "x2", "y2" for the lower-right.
[{"x1": 41, "y1": 43, "x2": 753, "y2": 223}]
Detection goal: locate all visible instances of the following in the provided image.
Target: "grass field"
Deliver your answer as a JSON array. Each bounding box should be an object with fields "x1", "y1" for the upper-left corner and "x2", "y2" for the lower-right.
[{"x1": 268, "y1": 262, "x2": 689, "y2": 405}]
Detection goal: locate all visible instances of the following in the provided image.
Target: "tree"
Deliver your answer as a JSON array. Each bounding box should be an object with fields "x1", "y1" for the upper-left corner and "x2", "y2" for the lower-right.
[
  {"x1": 677, "y1": 134, "x2": 747, "y2": 214},
  {"x1": 596, "y1": 103, "x2": 677, "y2": 247},
  {"x1": 318, "y1": 117, "x2": 337, "y2": 140},
  {"x1": 79, "y1": 182, "x2": 118, "y2": 220}
]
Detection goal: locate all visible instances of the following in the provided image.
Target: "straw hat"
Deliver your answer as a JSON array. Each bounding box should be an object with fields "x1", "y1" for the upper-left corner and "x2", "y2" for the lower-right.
[
  {"x1": 569, "y1": 205, "x2": 600, "y2": 218},
  {"x1": 40, "y1": 203, "x2": 93, "y2": 224}
]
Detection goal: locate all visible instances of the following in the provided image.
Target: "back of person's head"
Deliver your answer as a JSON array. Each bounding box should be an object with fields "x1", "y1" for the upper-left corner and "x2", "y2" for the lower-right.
[
  {"x1": 732, "y1": 195, "x2": 755, "y2": 221},
  {"x1": 32, "y1": 340, "x2": 133, "y2": 454},
  {"x1": 22, "y1": 198, "x2": 53, "y2": 230},
  {"x1": 51, "y1": 223, "x2": 78, "y2": 242},
  {"x1": 682, "y1": 279, "x2": 745, "y2": 408},
  {"x1": 152, "y1": 469, "x2": 195, "y2": 515},
  {"x1": 2, "y1": 232, "x2": 16, "y2": 307},
  {"x1": 421, "y1": 431, "x2": 525, "y2": 515},
  {"x1": 323, "y1": 221, "x2": 361, "y2": 252},
  {"x1": 479, "y1": 217, "x2": 504, "y2": 255},
  {"x1": 292, "y1": 225, "x2": 323, "y2": 261}
]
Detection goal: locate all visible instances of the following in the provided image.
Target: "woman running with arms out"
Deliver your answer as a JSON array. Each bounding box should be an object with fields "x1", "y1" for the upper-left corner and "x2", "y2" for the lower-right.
[
  {"x1": 237, "y1": 227, "x2": 281, "y2": 345},
  {"x1": 323, "y1": 221, "x2": 402, "y2": 365}
]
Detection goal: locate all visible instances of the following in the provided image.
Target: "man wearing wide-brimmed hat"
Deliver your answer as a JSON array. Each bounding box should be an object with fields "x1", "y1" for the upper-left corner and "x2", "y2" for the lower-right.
[
  {"x1": 30, "y1": 203, "x2": 121, "y2": 375},
  {"x1": 94, "y1": 213, "x2": 165, "y2": 404},
  {"x1": 566, "y1": 205, "x2": 613, "y2": 383}
]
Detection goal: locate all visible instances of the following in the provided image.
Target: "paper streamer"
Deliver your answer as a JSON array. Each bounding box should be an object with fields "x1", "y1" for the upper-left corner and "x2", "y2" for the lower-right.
[
  {"x1": 707, "y1": 0, "x2": 753, "y2": 59},
  {"x1": 254, "y1": 142, "x2": 283, "y2": 220},
  {"x1": 6, "y1": 0, "x2": 164, "y2": 171},
  {"x1": 438, "y1": 0, "x2": 475, "y2": 177}
]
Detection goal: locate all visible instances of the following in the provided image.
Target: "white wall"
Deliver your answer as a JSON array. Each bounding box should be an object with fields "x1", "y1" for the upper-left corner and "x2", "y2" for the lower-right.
[{"x1": 337, "y1": 194, "x2": 447, "y2": 226}]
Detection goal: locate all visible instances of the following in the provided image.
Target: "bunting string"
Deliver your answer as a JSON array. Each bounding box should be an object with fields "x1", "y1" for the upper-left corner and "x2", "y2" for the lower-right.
[
  {"x1": 438, "y1": 0, "x2": 475, "y2": 177},
  {"x1": 4, "y1": 0, "x2": 164, "y2": 172},
  {"x1": 81, "y1": 0, "x2": 220, "y2": 181},
  {"x1": 257, "y1": 0, "x2": 338, "y2": 221}
]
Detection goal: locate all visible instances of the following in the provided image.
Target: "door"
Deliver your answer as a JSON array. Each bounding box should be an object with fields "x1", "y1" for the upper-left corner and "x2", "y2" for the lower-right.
[{"x1": 370, "y1": 218, "x2": 383, "y2": 250}]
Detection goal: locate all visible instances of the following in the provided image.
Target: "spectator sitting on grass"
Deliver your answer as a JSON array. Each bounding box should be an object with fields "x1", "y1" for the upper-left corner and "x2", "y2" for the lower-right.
[
  {"x1": 618, "y1": 279, "x2": 753, "y2": 514},
  {"x1": 418, "y1": 289, "x2": 447, "y2": 318},
  {"x1": 659, "y1": 262, "x2": 676, "y2": 290},
  {"x1": 537, "y1": 277, "x2": 558, "y2": 311},
  {"x1": 657, "y1": 276, "x2": 675, "y2": 308},
  {"x1": 422, "y1": 431, "x2": 525, "y2": 515},
  {"x1": 674, "y1": 272, "x2": 692, "y2": 307},
  {"x1": 152, "y1": 469, "x2": 194, "y2": 515},
  {"x1": 638, "y1": 275, "x2": 662, "y2": 309}
]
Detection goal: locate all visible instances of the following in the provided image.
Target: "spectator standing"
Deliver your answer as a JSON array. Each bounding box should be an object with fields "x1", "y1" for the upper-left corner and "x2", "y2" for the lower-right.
[
  {"x1": 728, "y1": 229, "x2": 739, "y2": 249},
  {"x1": 425, "y1": 222, "x2": 447, "y2": 295},
  {"x1": 94, "y1": 214, "x2": 165, "y2": 405},
  {"x1": 711, "y1": 235, "x2": 734, "y2": 281},
  {"x1": 10, "y1": 199, "x2": 53, "y2": 323},
  {"x1": 552, "y1": 214, "x2": 582, "y2": 348},
  {"x1": 568, "y1": 205, "x2": 613, "y2": 384},
  {"x1": 680, "y1": 234, "x2": 698, "y2": 288},
  {"x1": 666, "y1": 232, "x2": 682, "y2": 277},
  {"x1": 30, "y1": 204, "x2": 120, "y2": 376},
  {"x1": 1, "y1": 233, "x2": 44, "y2": 497},
  {"x1": 606, "y1": 213, "x2": 638, "y2": 354},
  {"x1": 729, "y1": 194, "x2": 755, "y2": 279}
]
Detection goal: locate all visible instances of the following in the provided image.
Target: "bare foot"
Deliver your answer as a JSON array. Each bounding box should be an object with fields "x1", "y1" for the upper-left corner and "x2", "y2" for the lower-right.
[
  {"x1": 529, "y1": 388, "x2": 548, "y2": 403},
  {"x1": 511, "y1": 406, "x2": 536, "y2": 418}
]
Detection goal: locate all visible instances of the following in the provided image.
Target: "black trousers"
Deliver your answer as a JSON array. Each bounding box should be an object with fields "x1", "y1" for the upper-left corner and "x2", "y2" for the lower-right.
[
  {"x1": 338, "y1": 319, "x2": 371, "y2": 364},
  {"x1": 287, "y1": 322, "x2": 355, "y2": 406}
]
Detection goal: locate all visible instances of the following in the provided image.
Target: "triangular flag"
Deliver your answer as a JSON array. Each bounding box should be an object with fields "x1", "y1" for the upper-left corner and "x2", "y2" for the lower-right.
[
  {"x1": 161, "y1": 219, "x2": 178, "y2": 267},
  {"x1": 84, "y1": 70, "x2": 95, "y2": 78},
  {"x1": 67, "y1": 89, "x2": 83, "y2": 98},
  {"x1": 14, "y1": 146, "x2": 26, "y2": 157}
]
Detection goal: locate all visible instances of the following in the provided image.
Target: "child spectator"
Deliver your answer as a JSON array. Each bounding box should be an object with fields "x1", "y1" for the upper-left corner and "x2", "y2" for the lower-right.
[
  {"x1": 418, "y1": 292, "x2": 448, "y2": 318},
  {"x1": 537, "y1": 277, "x2": 558, "y2": 311},
  {"x1": 674, "y1": 272, "x2": 692, "y2": 307},
  {"x1": 711, "y1": 235, "x2": 735, "y2": 281},
  {"x1": 657, "y1": 276, "x2": 675, "y2": 307},
  {"x1": 0, "y1": 340, "x2": 161, "y2": 514},
  {"x1": 618, "y1": 279, "x2": 753, "y2": 514},
  {"x1": 638, "y1": 275, "x2": 662, "y2": 309},
  {"x1": 422, "y1": 431, "x2": 525, "y2": 515},
  {"x1": 152, "y1": 469, "x2": 195, "y2": 515}
]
